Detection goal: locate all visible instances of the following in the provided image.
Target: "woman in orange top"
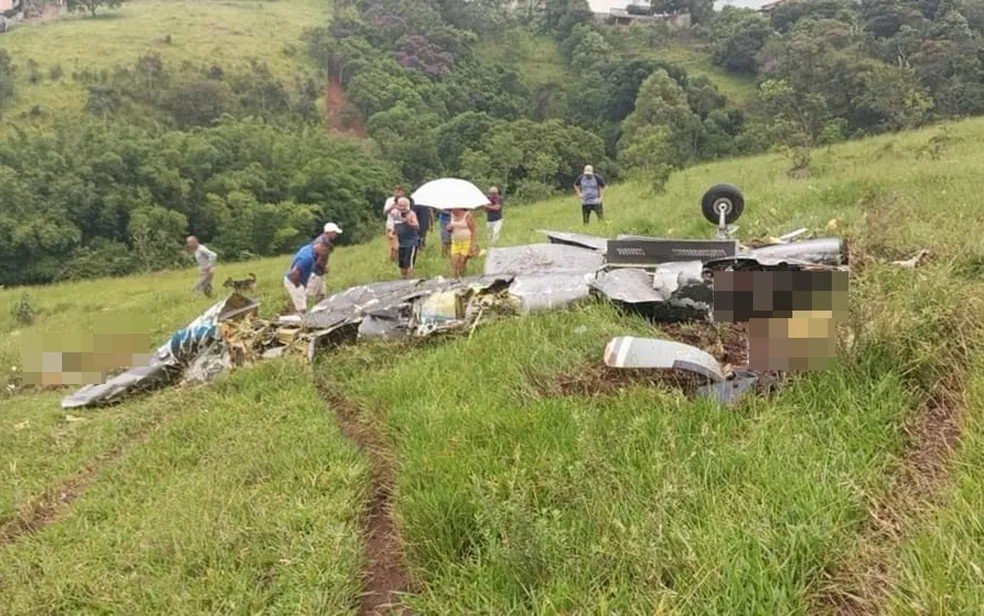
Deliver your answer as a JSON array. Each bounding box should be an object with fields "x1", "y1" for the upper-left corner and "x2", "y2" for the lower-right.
[{"x1": 445, "y1": 208, "x2": 477, "y2": 278}]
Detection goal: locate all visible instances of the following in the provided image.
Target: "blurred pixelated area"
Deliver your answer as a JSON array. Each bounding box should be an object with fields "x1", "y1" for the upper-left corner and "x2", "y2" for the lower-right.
[
  {"x1": 20, "y1": 314, "x2": 152, "y2": 387},
  {"x1": 712, "y1": 270, "x2": 849, "y2": 371}
]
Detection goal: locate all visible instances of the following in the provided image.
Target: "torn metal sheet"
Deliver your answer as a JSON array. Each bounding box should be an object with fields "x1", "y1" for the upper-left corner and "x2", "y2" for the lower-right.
[
  {"x1": 590, "y1": 263, "x2": 714, "y2": 322},
  {"x1": 483, "y1": 243, "x2": 603, "y2": 277},
  {"x1": 62, "y1": 293, "x2": 260, "y2": 409},
  {"x1": 747, "y1": 237, "x2": 845, "y2": 266},
  {"x1": 703, "y1": 255, "x2": 843, "y2": 273},
  {"x1": 695, "y1": 370, "x2": 760, "y2": 406},
  {"x1": 603, "y1": 336, "x2": 725, "y2": 383},
  {"x1": 537, "y1": 229, "x2": 609, "y2": 253},
  {"x1": 508, "y1": 273, "x2": 593, "y2": 313},
  {"x1": 358, "y1": 312, "x2": 408, "y2": 340},
  {"x1": 589, "y1": 269, "x2": 664, "y2": 304}
]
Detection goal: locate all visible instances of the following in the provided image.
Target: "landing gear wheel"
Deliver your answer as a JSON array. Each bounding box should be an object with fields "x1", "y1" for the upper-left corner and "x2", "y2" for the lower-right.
[{"x1": 701, "y1": 184, "x2": 744, "y2": 226}]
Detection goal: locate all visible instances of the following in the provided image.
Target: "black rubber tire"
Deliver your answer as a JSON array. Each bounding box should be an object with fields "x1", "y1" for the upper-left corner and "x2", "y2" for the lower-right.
[{"x1": 701, "y1": 184, "x2": 744, "y2": 225}]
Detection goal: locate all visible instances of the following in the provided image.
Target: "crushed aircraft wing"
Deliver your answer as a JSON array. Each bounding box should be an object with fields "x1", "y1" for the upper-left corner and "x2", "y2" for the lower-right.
[
  {"x1": 746, "y1": 237, "x2": 846, "y2": 266},
  {"x1": 483, "y1": 243, "x2": 604, "y2": 276},
  {"x1": 537, "y1": 229, "x2": 609, "y2": 253},
  {"x1": 603, "y1": 336, "x2": 725, "y2": 383}
]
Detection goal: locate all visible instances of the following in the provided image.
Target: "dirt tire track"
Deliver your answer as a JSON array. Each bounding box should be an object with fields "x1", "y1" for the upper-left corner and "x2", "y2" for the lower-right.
[
  {"x1": 810, "y1": 377, "x2": 965, "y2": 615},
  {"x1": 0, "y1": 414, "x2": 170, "y2": 547},
  {"x1": 318, "y1": 383, "x2": 413, "y2": 616}
]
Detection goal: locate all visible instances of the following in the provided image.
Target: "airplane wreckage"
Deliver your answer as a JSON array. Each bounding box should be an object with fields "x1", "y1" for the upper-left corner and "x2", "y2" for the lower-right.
[{"x1": 62, "y1": 184, "x2": 850, "y2": 410}]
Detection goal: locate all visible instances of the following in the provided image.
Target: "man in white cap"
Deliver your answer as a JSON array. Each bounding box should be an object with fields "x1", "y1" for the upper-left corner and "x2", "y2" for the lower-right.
[
  {"x1": 573, "y1": 164, "x2": 607, "y2": 225},
  {"x1": 306, "y1": 222, "x2": 342, "y2": 304}
]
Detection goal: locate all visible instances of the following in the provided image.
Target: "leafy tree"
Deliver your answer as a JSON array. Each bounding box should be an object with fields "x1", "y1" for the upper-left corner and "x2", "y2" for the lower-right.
[
  {"x1": 66, "y1": 0, "x2": 125, "y2": 17},
  {"x1": 542, "y1": 0, "x2": 593, "y2": 40},
  {"x1": 710, "y1": 7, "x2": 774, "y2": 74},
  {"x1": 619, "y1": 69, "x2": 702, "y2": 167}
]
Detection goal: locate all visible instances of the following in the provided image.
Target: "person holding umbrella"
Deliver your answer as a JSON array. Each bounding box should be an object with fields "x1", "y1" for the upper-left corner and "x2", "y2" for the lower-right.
[
  {"x1": 409, "y1": 178, "x2": 489, "y2": 277},
  {"x1": 446, "y1": 207, "x2": 477, "y2": 279}
]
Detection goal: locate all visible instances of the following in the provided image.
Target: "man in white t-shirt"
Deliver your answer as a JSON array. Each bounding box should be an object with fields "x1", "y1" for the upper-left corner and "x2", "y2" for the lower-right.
[
  {"x1": 383, "y1": 186, "x2": 408, "y2": 263},
  {"x1": 185, "y1": 236, "x2": 217, "y2": 298}
]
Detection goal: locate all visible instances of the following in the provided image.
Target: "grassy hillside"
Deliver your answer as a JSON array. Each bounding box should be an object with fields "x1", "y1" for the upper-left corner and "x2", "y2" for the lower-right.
[
  {"x1": 0, "y1": 0, "x2": 328, "y2": 118},
  {"x1": 2, "y1": 117, "x2": 984, "y2": 612}
]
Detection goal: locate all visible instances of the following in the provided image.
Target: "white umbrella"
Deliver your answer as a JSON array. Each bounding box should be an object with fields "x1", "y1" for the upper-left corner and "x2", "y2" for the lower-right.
[{"x1": 411, "y1": 178, "x2": 490, "y2": 210}]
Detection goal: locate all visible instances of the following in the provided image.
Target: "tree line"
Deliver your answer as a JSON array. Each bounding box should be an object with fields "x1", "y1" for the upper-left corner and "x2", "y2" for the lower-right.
[{"x1": 2, "y1": 0, "x2": 984, "y2": 285}]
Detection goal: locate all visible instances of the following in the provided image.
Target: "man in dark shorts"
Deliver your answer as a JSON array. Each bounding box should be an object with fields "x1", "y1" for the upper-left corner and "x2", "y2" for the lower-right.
[
  {"x1": 573, "y1": 164, "x2": 607, "y2": 224},
  {"x1": 393, "y1": 197, "x2": 421, "y2": 279},
  {"x1": 411, "y1": 200, "x2": 432, "y2": 248}
]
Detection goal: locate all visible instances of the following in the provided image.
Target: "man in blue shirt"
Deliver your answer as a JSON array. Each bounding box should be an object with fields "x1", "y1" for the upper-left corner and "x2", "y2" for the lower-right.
[
  {"x1": 573, "y1": 164, "x2": 607, "y2": 224},
  {"x1": 306, "y1": 222, "x2": 342, "y2": 304},
  {"x1": 284, "y1": 242, "x2": 329, "y2": 315}
]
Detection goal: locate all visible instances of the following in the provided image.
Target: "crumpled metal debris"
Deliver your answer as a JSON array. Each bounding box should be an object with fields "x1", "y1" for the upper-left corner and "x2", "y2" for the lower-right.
[
  {"x1": 61, "y1": 293, "x2": 260, "y2": 409},
  {"x1": 589, "y1": 262, "x2": 714, "y2": 322},
  {"x1": 59, "y1": 224, "x2": 850, "y2": 409}
]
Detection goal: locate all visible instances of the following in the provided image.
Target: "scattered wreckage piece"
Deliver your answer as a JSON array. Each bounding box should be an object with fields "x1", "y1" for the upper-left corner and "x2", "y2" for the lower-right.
[
  {"x1": 537, "y1": 229, "x2": 609, "y2": 253},
  {"x1": 61, "y1": 293, "x2": 260, "y2": 409},
  {"x1": 603, "y1": 336, "x2": 763, "y2": 406},
  {"x1": 604, "y1": 336, "x2": 725, "y2": 382}
]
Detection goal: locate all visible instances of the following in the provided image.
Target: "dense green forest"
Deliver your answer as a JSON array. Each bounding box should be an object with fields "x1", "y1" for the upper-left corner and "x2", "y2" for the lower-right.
[{"x1": 1, "y1": 0, "x2": 983, "y2": 285}]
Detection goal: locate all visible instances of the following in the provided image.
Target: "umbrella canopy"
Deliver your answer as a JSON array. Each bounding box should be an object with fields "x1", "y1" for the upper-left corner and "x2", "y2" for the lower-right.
[{"x1": 411, "y1": 178, "x2": 490, "y2": 210}]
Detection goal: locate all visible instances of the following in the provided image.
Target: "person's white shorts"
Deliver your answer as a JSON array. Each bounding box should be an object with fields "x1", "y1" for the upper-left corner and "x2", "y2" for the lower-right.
[
  {"x1": 283, "y1": 276, "x2": 308, "y2": 313},
  {"x1": 487, "y1": 219, "x2": 503, "y2": 244},
  {"x1": 305, "y1": 273, "x2": 325, "y2": 298}
]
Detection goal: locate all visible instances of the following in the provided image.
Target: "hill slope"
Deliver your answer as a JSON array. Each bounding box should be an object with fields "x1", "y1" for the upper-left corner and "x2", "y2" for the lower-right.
[
  {"x1": 1, "y1": 118, "x2": 984, "y2": 612},
  {"x1": 0, "y1": 0, "x2": 328, "y2": 119}
]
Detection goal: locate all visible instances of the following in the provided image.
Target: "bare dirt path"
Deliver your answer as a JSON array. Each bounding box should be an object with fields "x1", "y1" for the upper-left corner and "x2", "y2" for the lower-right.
[
  {"x1": 318, "y1": 382, "x2": 413, "y2": 616},
  {"x1": 325, "y1": 75, "x2": 365, "y2": 139},
  {"x1": 810, "y1": 377, "x2": 965, "y2": 615}
]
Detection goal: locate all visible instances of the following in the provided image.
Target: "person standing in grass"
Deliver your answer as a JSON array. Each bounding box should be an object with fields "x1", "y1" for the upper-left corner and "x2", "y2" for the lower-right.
[
  {"x1": 573, "y1": 164, "x2": 607, "y2": 224},
  {"x1": 383, "y1": 186, "x2": 408, "y2": 263},
  {"x1": 186, "y1": 236, "x2": 217, "y2": 298},
  {"x1": 438, "y1": 208, "x2": 452, "y2": 257},
  {"x1": 485, "y1": 186, "x2": 503, "y2": 244},
  {"x1": 393, "y1": 198, "x2": 421, "y2": 279},
  {"x1": 306, "y1": 222, "x2": 342, "y2": 304},
  {"x1": 284, "y1": 242, "x2": 329, "y2": 315},
  {"x1": 446, "y1": 207, "x2": 477, "y2": 279},
  {"x1": 411, "y1": 200, "x2": 432, "y2": 249}
]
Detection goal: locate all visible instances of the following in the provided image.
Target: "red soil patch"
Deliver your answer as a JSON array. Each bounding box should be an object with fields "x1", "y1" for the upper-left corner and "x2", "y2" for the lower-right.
[
  {"x1": 318, "y1": 384, "x2": 413, "y2": 616},
  {"x1": 325, "y1": 76, "x2": 366, "y2": 139}
]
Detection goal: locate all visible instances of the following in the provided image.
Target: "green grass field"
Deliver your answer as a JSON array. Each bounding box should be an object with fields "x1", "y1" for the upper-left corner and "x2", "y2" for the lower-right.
[
  {"x1": 0, "y1": 0, "x2": 328, "y2": 119},
  {"x1": 2, "y1": 118, "x2": 984, "y2": 612}
]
